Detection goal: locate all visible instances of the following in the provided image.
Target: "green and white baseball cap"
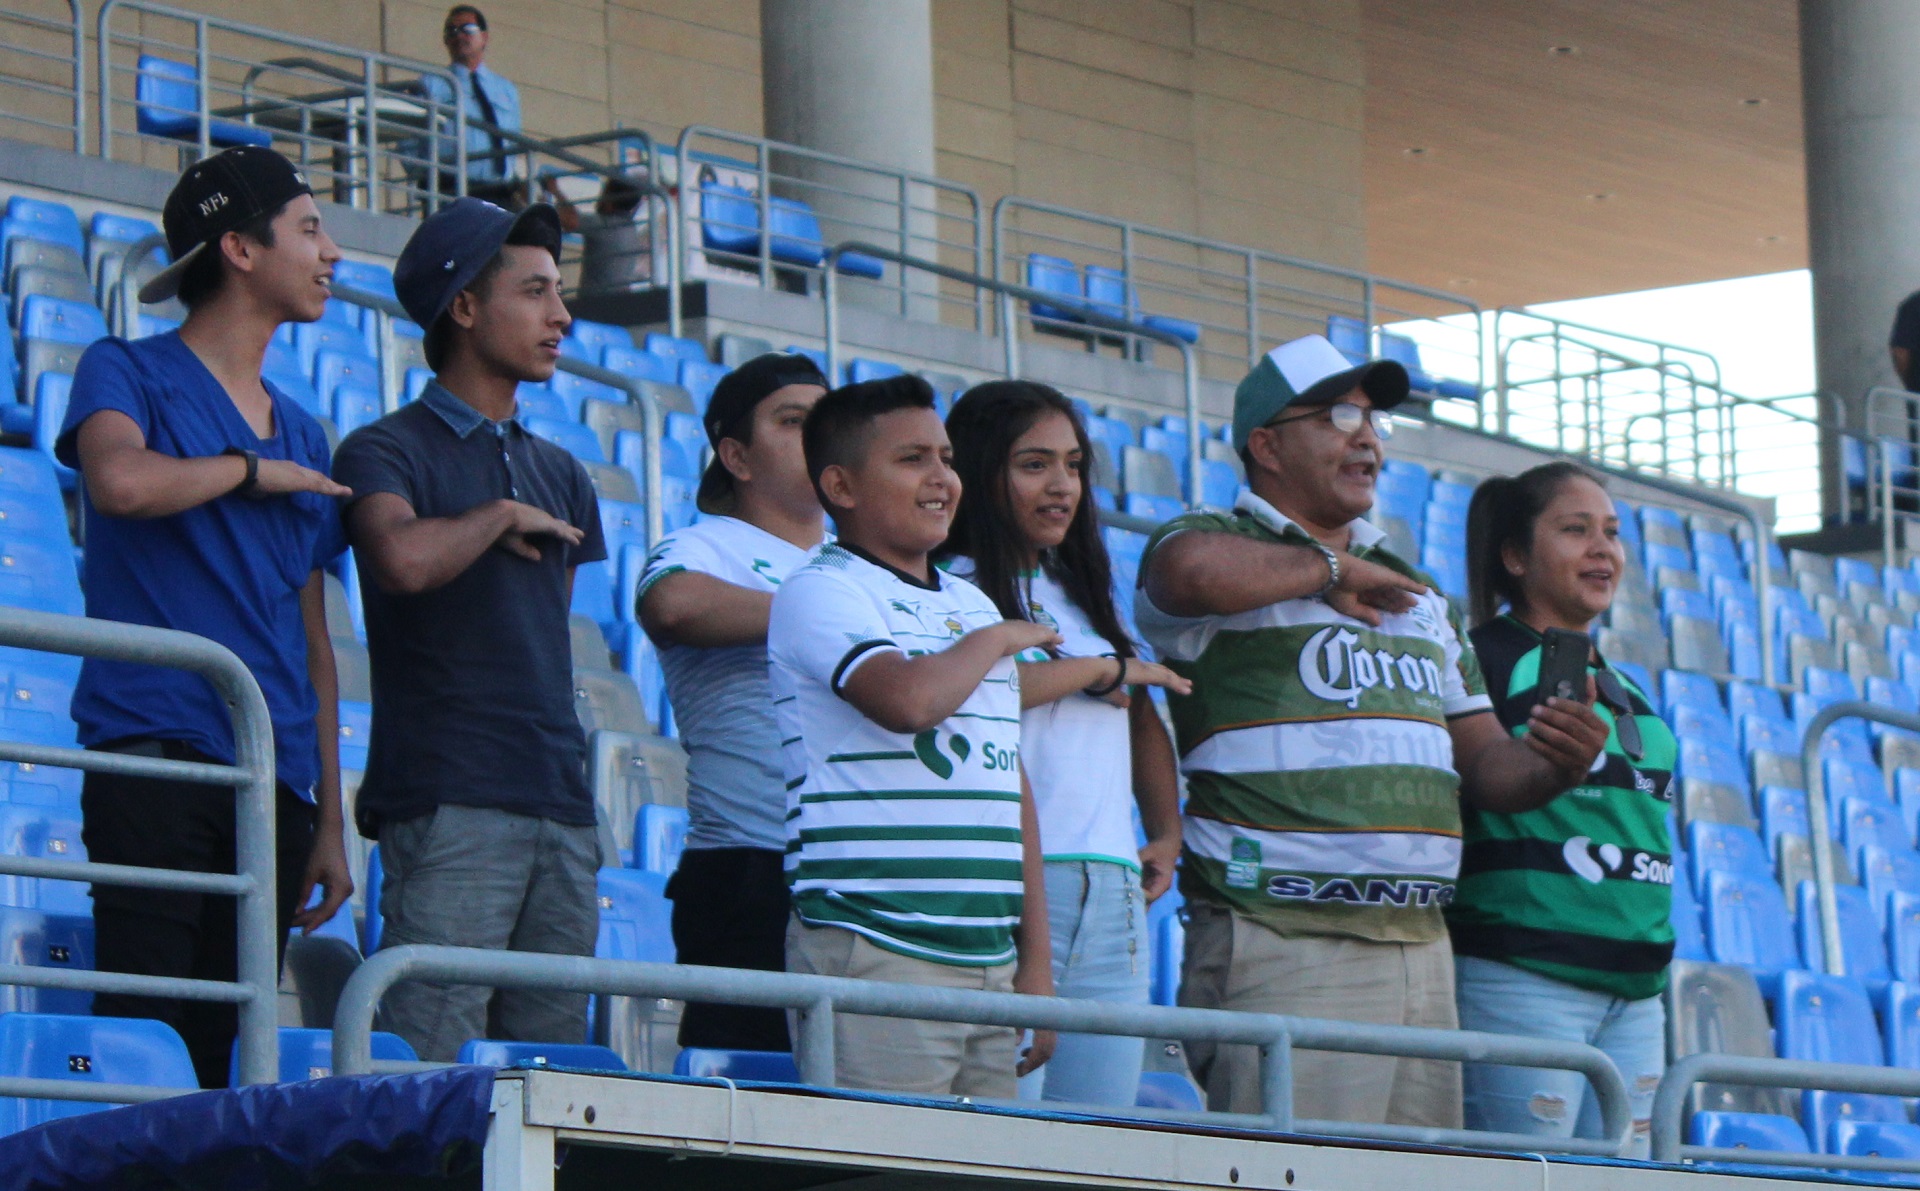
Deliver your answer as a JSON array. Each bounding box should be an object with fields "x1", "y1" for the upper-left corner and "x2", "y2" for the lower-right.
[{"x1": 1232, "y1": 333, "x2": 1410, "y2": 452}]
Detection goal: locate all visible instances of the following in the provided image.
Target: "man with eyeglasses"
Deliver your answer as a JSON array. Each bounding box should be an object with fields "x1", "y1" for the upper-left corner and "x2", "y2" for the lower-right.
[
  {"x1": 1136, "y1": 333, "x2": 1609, "y2": 1128},
  {"x1": 411, "y1": 5, "x2": 524, "y2": 209}
]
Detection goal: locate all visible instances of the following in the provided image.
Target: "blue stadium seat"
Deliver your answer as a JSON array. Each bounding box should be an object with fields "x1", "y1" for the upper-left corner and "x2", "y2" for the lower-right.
[
  {"x1": 1839, "y1": 557, "x2": 1881, "y2": 591},
  {"x1": 1794, "y1": 882, "x2": 1890, "y2": 985},
  {"x1": 762, "y1": 196, "x2": 883, "y2": 277},
  {"x1": 1842, "y1": 798, "x2": 1911, "y2": 856},
  {"x1": 336, "y1": 699, "x2": 371, "y2": 772},
  {"x1": 1808, "y1": 667, "x2": 1862, "y2": 707},
  {"x1": 310, "y1": 351, "x2": 378, "y2": 417},
  {"x1": 1199, "y1": 459, "x2": 1239, "y2": 509},
  {"x1": 0, "y1": 534, "x2": 83, "y2": 617},
  {"x1": 134, "y1": 55, "x2": 272, "y2": 147},
  {"x1": 0, "y1": 907, "x2": 92, "y2": 1015},
  {"x1": 569, "y1": 320, "x2": 631, "y2": 361},
  {"x1": 599, "y1": 499, "x2": 646, "y2": 566},
  {"x1": 1688, "y1": 1111, "x2": 1814, "y2": 1173},
  {"x1": 1759, "y1": 785, "x2": 1809, "y2": 858},
  {"x1": 1662, "y1": 670, "x2": 1725, "y2": 721},
  {"x1": 1325, "y1": 314, "x2": 1369, "y2": 363},
  {"x1": 4, "y1": 198, "x2": 84, "y2": 258},
  {"x1": 0, "y1": 803, "x2": 86, "y2": 912},
  {"x1": 457, "y1": 1040, "x2": 628, "y2": 1071},
  {"x1": 548, "y1": 370, "x2": 625, "y2": 419},
  {"x1": 673, "y1": 1048, "x2": 800, "y2": 1082},
  {"x1": 514, "y1": 384, "x2": 569, "y2": 424},
  {"x1": 1136, "y1": 1071, "x2": 1205, "y2": 1111},
  {"x1": 1377, "y1": 331, "x2": 1434, "y2": 393},
  {"x1": 0, "y1": 1016, "x2": 195, "y2": 1136},
  {"x1": 571, "y1": 560, "x2": 618, "y2": 641},
  {"x1": 1893, "y1": 893, "x2": 1920, "y2": 986},
  {"x1": 523, "y1": 416, "x2": 607, "y2": 464},
  {"x1": 601, "y1": 344, "x2": 678, "y2": 387},
  {"x1": 678, "y1": 359, "x2": 727, "y2": 412},
  {"x1": 1662, "y1": 587, "x2": 1718, "y2": 627},
  {"x1": 0, "y1": 660, "x2": 75, "y2": 748},
  {"x1": 1831, "y1": 1119, "x2": 1920, "y2": 1182},
  {"x1": 362, "y1": 844, "x2": 384, "y2": 954},
  {"x1": 1687, "y1": 821, "x2": 1773, "y2": 895},
  {"x1": 18, "y1": 295, "x2": 105, "y2": 349},
  {"x1": 1803, "y1": 1093, "x2": 1908, "y2": 1158},
  {"x1": 596, "y1": 868, "x2": 673, "y2": 965},
  {"x1": 1730, "y1": 680, "x2": 1790, "y2": 726},
  {"x1": 644, "y1": 333, "x2": 708, "y2": 366},
  {"x1": 1670, "y1": 854, "x2": 1710, "y2": 961},
  {"x1": 1769, "y1": 966, "x2": 1881, "y2": 1060},
  {"x1": 230, "y1": 1026, "x2": 416, "y2": 1084},
  {"x1": 288, "y1": 321, "x2": 366, "y2": 379},
  {"x1": 848, "y1": 358, "x2": 904, "y2": 385},
  {"x1": 698, "y1": 180, "x2": 759, "y2": 257},
  {"x1": 329, "y1": 259, "x2": 396, "y2": 301},
  {"x1": 1026, "y1": 253, "x2": 1083, "y2": 324},
  {"x1": 1870, "y1": 677, "x2": 1920, "y2": 718},
  {"x1": 1125, "y1": 493, "x2": 1183, "y2": 523},
  {"x1": 632, "y1": 804, "x2": 688, "y2": 875},
  {"x1": 332, "y1": 383, "x2": 383, "y2": 438},
  {"x1": 1704, "y1": 868, "x2": 1800, "y2": 980},
  {"x1": 1679, "y1": 736, "x2": 1751, "y2": 796},
  {"x1": 1641, "y1": 504, "x2": 1687, "y2": 538},
  {"x1": 1673, "y1": 704, "x2": 1733, "y2": 743},
  {"x1": 1644, "y1": 542, "x2": 1692, "y2": 576},
  {"x1": 1082, "y1": 414, "x2": 1134, "y2": 464}
]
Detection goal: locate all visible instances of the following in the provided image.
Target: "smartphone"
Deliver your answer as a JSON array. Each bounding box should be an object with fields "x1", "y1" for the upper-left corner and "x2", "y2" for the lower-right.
[{"x1": 1535, "y1": 627, "x2": 1591, "y2": 706}]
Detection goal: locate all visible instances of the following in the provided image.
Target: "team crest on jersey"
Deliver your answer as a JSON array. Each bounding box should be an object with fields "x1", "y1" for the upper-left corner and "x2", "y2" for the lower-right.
[
  {"x1": 1026, "y1": 598, "x2": 1060, "y2": 633},
  {"x1": 944, "y1": 617, "x2": 964, "y2": 636},
  {"x1": 1298, "y1": 625, "x2": 1445, "y2": 710}
]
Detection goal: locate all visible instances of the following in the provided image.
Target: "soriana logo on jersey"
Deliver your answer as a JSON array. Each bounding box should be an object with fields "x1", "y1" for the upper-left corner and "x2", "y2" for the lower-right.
[{"x1": 1298, "y1": 625, "x2": 1446, "y2": 711}]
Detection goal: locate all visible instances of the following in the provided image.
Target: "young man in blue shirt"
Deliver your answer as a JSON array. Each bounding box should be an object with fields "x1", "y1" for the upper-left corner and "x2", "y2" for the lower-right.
[
  {"x1": 56, "y1": 146, "x2": 356, "y2": 1088},
  {"x1": 333, "y1": 197, "x2": 606, "y2": 1060}
]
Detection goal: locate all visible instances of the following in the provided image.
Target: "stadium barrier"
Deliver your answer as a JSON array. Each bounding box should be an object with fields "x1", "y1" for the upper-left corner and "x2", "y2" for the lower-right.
[
  {"x1": 991, "y1": 194, "x2": 1483, "y2": 388},
  {"x1": 1652, "y1": 1053, "x2": 1920, "y2": 1173},
  {"x1": 1801, "y1": 700, "x2": 1920, "y2": 975},
  {"x1": 334, "y1": 943, "x2": 1635, "y2": 1156},
  {"x1": 821, "y1": 240, "x2": 1203, "y2": 508},
  {"x1": 0, "y1": 605, "x2": 283, "y2": 1089}
]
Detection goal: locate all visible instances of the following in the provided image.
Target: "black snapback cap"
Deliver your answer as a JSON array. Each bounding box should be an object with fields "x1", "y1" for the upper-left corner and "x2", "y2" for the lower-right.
[{"x1": 140, "y1": 146, "x2": 315, "y2": 304}]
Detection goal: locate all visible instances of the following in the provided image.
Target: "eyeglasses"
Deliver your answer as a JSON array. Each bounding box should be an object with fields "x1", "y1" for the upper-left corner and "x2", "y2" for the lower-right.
[
  {"x1": 444, "y1": 21, "x2": 483, "y2": 35},
  {"x1": 1593, "y1": 670, "x2": 1644, "y2": 762},
  {"x1": 1264, "y1": 402, "x2": 1394, "y2": 441}
]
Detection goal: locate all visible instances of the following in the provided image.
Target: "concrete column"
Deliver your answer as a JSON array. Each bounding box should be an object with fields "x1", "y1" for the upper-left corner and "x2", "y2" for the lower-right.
[
  {"x1": 761, "y1": 0, "x2": 939, "y2": 318},
  {"x1": 1800, "y1": 0, "x2": 1920, "y2": 522}
]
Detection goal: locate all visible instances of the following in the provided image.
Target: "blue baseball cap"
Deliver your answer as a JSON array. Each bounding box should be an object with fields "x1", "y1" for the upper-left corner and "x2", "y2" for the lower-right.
[{"x1": 394, "y1": 197, "x2": 562, "y2": 331}]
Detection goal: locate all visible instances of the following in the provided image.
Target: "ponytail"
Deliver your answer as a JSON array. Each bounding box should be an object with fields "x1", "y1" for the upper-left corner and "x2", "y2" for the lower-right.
[{"x1": 1465, "y1": 461, "x2": 1607, "y2": 628}]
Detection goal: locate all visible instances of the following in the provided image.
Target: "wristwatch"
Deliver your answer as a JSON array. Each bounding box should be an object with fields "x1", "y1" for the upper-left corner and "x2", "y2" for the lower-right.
[
  {"x1": 1307, "y1": 540, "x2": 1340, "y2": 597},
  {"x1": 223, "y1": 447, "x2": 260, "y2": 496}
]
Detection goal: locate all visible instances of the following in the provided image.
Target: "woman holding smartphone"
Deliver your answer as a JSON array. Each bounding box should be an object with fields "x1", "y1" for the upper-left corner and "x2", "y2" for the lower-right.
[
  {"x1": 1453, "y1": 461, "x2": 1678, "y2": 1155},
  {"x1": 939, "y1": 380, "x2": 1189, "y2": 1107}
]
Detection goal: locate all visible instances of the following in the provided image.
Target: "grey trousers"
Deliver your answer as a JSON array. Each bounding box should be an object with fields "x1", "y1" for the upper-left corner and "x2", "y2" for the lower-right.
[{"x1": 376, "y1": 804, "x2": 600, "y2": 1061}]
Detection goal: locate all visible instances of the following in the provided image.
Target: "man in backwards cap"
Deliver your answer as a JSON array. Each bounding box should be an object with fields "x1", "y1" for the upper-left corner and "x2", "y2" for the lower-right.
[
  {"x1": 1136, "y1": 335, "x2": 1607, "y2": 1127},
  {"x1": 636, "y1": 352, "x2": 829, "y2": 1052},
  {"x1": 55, "y1": 146, "x2": 354, "y2": 1087},
  {"x1": 332, "y1": 197, "x2": 606, "y2": 1060}
]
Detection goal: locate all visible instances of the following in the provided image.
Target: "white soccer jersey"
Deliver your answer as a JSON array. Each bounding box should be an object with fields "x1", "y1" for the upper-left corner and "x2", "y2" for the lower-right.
[{"x1": 768, "y1": 542, "x2": 1025, "y2": 965}]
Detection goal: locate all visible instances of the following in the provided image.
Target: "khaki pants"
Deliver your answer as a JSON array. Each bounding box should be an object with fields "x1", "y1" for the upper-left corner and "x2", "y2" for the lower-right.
[
  {"x1": 785, "y1": 914, "x2": 1019, "y2": 1098},
  {"x1": 1179, "y1": 901, "x2": 1462, "y2": 1128}
]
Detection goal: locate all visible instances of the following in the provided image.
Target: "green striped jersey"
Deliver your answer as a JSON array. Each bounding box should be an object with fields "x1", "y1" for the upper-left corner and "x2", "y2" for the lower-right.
[
  {"x1": 768, "y1": 542, "x2": 1024, "y2": 966},
  {"x1": 1448, "y1": 615, "x2": 1677, "y2": 1000},
  {"x1": 1137, "y1": 493, "x2": 1491, "y2": 943}
]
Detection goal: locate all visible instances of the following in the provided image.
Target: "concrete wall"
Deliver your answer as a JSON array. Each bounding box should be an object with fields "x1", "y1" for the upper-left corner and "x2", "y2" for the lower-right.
[{"x1": 31, "y1": 0, "x2": 1365, "y2": 271}]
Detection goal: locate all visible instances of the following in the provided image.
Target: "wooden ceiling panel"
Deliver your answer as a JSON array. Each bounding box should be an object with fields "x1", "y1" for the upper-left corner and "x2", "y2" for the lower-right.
[{"x1": 1362, "y1": 0, "x2": 1804, "y2": 305}]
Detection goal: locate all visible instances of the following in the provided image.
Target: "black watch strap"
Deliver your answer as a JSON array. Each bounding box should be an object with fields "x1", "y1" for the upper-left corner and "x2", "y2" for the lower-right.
[{"x1": 223, "y1": 447, "x2": 260, "y2": 495}]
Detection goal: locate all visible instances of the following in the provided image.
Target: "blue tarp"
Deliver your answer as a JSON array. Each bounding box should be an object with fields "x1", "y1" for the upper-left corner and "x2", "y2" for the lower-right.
[{"x1": 0, "y1": 1066, "x2": 493, "y2": 1190}]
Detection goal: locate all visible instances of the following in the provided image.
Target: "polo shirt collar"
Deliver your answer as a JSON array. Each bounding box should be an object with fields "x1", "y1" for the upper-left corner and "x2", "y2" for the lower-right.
[
  {"x1": 420, "y1": 379, "x2": 521, "y2": 440},
  {"x1": 1233, "y1": 490, "x2": 1385, "y2": 550}
]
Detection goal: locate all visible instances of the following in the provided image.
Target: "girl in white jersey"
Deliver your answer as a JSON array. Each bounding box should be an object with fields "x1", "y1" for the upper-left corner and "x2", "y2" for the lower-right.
[{"x1": 939, "y1": 381, "x2": 1190, "y2": 1107}]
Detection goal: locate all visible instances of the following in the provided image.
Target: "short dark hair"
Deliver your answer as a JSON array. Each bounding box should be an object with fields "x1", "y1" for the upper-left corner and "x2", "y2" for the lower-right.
[
  {"x1": 1464, "y1": 461, "x2": 1608, "y2": 627},
  {"x1": 175, "y1": 201, "x2": 286, "y2": 310},
  {"x1": 422, "y1": 215, "x2": 563, "y2": 370},
  {"x1": 801, "y1": 374, "x2": 937, "y2": 505},
  {"x1": 446, "y1": 4, "x2": 486, "y2": 29}
]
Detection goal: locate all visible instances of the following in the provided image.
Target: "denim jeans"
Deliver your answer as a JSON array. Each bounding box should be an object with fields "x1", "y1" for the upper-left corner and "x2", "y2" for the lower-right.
[
  {"x1": 1019, "y1": 860, "x2": 1149, "y2": 1106},
  {"x1": 1455, "y1": 954, "x2": 1666, "y2": 1156}
]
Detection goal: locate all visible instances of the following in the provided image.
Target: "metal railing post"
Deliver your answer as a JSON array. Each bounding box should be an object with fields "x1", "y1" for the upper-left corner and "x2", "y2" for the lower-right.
[
  {"x1": 96, "y1": 0, "x2": 116, "y2": 158},
  {"x1": 1653, "y1": 1052, "x2": 1920, "y2": 1173},
  {"x1": 1801, "y1": 702, "x2": 1920, "y2": 974},
  {"x1": 1258, "y1": 1030, "x2": 1293, "y2": 1132},
  {"x1": 193, "y1": 17, "x2": 211, "y2": 160}
]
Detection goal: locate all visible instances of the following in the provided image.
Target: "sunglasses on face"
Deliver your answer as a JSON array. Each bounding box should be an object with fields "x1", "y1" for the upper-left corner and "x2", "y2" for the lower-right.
[
  {"x1": 1593, "y1": 669, "x2": 1644, "y2": 762},
  {"x1": 445, "y1": 21, "x2": 483, "y2": 35},
  {"x1": 1264, "y1": 401, "x2": 1394, "y2": 441}
]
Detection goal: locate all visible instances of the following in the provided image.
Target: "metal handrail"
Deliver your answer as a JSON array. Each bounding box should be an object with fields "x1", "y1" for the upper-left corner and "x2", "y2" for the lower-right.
[
  {"x1": 822, "y1": 241, "x2": 1203, "y2": 508},
  {"x1": 676, "y1": 125, "x2": 985, "y2": 327},
  {"x1": 0, "y1": 0, "x2": 84, "y2": 153},
  {"x1": 95, "y1": 0, "x2": 466, "y2": 206},
  {"x1": 0, "y1": 606, "x2": 281, "y2": 1089},
  {"x1": 1651, "y1": 1053, "x2": 1920, "y2": 1171},
  {"x1": 334, "y1": 943, "x2": 1632, "y2": 1155},
  {"x1": 1800, "y1": 701, "x2": 1920, "y2": 976},
  {"x1": 992, "y1": 194, "x2": 1483, "y2": 385},
  {"x1": 318, "y1": 283, "x2": 669, "y2": 547},
  {"x1": 1866, "y1": 385, "x2": 1920, "y2": 570}
]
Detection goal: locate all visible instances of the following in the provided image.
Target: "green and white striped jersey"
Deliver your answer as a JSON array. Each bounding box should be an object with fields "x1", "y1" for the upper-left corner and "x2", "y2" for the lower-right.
[
  {"x1": 768, "y1": 542, "x2": 1025, "y2": 966},
  {"x1": 1137, "y1": 493, "x2": 1491, "y2": 943}
]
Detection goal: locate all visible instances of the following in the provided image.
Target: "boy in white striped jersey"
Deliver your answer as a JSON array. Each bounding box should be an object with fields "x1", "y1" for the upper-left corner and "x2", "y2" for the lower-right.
[{"x1": 769, "y1": 375, "x2": 1059, "y2": 1096}]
